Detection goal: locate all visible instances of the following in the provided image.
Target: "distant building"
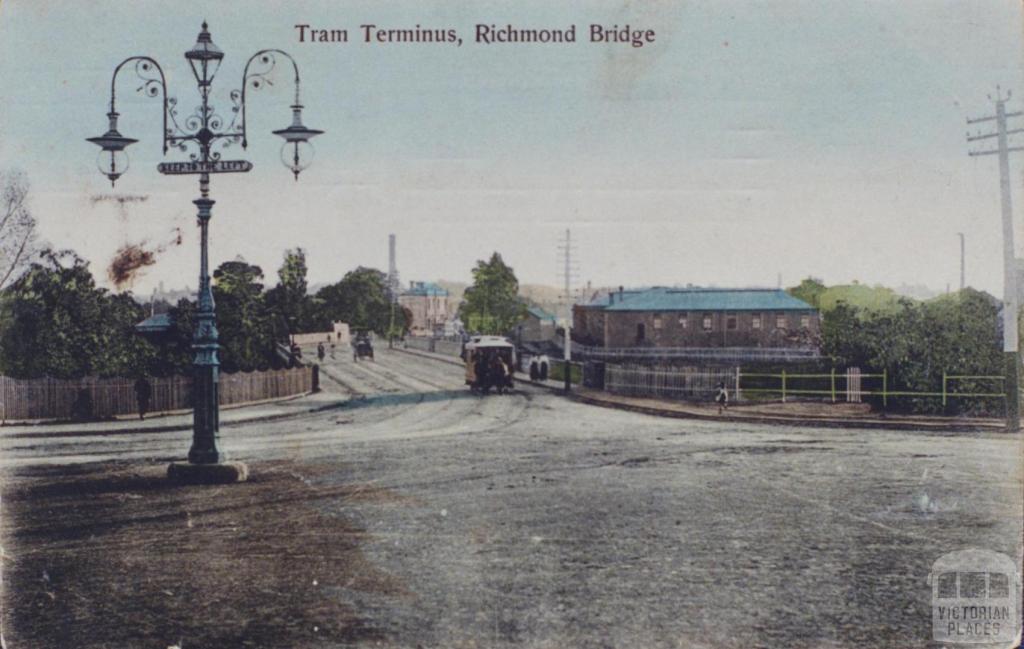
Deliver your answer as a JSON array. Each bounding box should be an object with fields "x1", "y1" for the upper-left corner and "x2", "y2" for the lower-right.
[
  {"x1": 573, "y1": 287, "x2": 819, "y2": 349},
  {"x1": 399, "y1": 281, "x2": 453, "y2": 336},
  {"x1": 135, "y1": 312, "x2": 174, "y2": 338},
  {"x1": 516, "y1": 306, "x2": 558, "y2": 343}
]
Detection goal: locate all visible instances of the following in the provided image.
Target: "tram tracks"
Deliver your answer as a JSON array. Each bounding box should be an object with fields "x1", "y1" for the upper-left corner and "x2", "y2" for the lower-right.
[{"x1": 0, "y1": 351, "x2": 544, "y2": 467}]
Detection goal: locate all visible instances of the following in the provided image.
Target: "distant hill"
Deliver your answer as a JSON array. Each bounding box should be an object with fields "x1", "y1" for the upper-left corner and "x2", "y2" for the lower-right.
[
  {"x1": 434, "y1": 280, "x2": 568, "y2": 314},
  {"x1": 519, "y1": 283, "x2": 566, "y2": 313}
]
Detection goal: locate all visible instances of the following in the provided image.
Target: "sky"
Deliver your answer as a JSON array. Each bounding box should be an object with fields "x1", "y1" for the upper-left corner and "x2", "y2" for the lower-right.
[{"x1": 0, "y1": 0, "x2": 1022, "y2": 298}]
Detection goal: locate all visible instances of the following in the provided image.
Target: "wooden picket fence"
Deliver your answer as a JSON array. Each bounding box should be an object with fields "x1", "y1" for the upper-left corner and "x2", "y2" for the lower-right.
[{"x1": 0, "y1": 366, "x2": 314, "y2": 423}]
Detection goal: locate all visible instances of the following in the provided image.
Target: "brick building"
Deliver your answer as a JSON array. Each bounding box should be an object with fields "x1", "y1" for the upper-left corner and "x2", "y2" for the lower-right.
[
  {"x1": 573, "y1": 287, "x2": 819, "y2": 349},
  {"x1": 398, "y1": 281, "x2": 453, "y2": 336},
  {"x1": 516, "y1": 306, "x2": 557, "y2": 343}
]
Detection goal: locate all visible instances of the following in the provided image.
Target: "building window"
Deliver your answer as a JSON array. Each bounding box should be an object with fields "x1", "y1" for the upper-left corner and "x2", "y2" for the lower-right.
[
  {"x1": 678, "y1": 313, "x2": 688, "y2": 328},
  {"x1": 775, "y1": 313, "x2": 787, "y2": 329},
  {"x1": 636, "y1": 323, "x2": 646, "y2": 343},
  {"x1": 702, "y1": 313, "x2": 713, "y2": 331},
  {"x1": 727, "y1": 315, "x2": 737, "y2": 330},
  {"x1": 653, "y1": 315, "x2": 663, "y2": 330},
  {"x1": 800, "y1": 314, "x2": 810, "y2": 329},
  {"x1": 752, "y1": 314, "x2": 761, "y2": 330}
]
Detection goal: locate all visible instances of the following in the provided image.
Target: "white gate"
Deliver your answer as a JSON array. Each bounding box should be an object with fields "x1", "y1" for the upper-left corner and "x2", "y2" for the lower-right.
[{"x1": 846, "y1": 367, "x2": 862, "y2": 402}]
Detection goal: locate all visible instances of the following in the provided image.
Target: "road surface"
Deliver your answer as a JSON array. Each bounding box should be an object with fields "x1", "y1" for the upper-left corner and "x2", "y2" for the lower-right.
[{"x1": 1, "y1": 348, "x2": 1020, "y2": 648}]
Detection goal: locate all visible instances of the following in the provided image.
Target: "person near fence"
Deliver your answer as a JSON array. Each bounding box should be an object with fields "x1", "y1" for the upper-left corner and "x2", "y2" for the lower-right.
[
  {"x1": 134, "y1": 375, "x2": 152, "y2": 420},
  {"x1": 715, "y1": 381, "x2": 729, "y2": 414}
]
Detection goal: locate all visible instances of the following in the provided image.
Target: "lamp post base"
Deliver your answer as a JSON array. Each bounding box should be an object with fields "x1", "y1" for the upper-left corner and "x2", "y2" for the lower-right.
[{"x1": 167, "y1": 461, "x2": 249, "y2": 485}]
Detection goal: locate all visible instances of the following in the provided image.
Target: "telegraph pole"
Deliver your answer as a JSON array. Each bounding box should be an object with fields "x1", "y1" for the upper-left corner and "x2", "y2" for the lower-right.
[
  {"x1": 387, "y1": 234, "x2": 399, "y2": 348},
  {"x1": 957, "y1": 232, "x2": 965, "y2": 290},
  {"x1": 558, "y1": 229, "x2": 578, "y2": 393},
  {"x1": 967, "y1": 86, "x2": 1024, "y2": 431}
]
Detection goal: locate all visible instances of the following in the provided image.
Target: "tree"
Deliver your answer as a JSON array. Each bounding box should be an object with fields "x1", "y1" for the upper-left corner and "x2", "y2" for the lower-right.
[
  {"x1": 817, "y1": 283, "x2": 902, "y2": 315},
  {"x1": 0, "y1": 170, "x2": 39, "y2": 290},
  {"x1": 821, "y1": 289, "x2": 1003, "y2": 414},
  {"x1": 458, "y1": 253, "x2": 526, "y2": 335},
  {"x1": 313, "y1": 266, "x2": 398, "y2": 334},
  {"x1": 266, "y1": 248, "x2": 314, "y2": 335},
  {"x1": 787, "y1": 277, "x2": 826, "y2": 309},
  {"x1": 154, "y1": 298, "x2": 197, "y2": 376},
  {"x1": 212, "y1": 260, "x2": 277, "y2": 372},
  {"x1": 0, "y1": 249, "x2": 151, "y2": 378}
]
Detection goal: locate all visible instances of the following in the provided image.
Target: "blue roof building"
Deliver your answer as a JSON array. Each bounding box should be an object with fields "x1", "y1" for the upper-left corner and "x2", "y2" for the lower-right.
[
  {"x1": 516, "y1": 305, "x2": 559, "y2": 343},
  {"x1": 135, "y1": 312, "x2": 174, "y2": 335},
  {"x1": 399, "y1": 281, "x2": 454, "y2": 336},
  {"x1": 573, "y1": 287, "x2": 819, "y2": 350},
  {"x1": 603, "y1": 287, "x2": 814, "y2": 312},
  {"x1": 402, "y1": 281, "x2": 449, "y2": 297},
  {"x1": 526, "y1": 306, "x2": 557, "y2": 322}
]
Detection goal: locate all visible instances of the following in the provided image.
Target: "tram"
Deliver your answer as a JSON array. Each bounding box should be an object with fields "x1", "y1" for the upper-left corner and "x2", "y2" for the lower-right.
[{"x1": 463, "y1": 336, "x2": 516, "y2": 394}]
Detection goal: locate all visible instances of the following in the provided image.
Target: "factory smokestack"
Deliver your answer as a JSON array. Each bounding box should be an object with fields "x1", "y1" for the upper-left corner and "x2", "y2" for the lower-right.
[{"x1": 388, "y1": 234, "x2": 399, "y2": 302}]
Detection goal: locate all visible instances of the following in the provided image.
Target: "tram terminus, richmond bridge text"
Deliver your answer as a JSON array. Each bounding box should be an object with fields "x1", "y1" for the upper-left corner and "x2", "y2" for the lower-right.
[{"x1": 294, "y1": 23, "x2": 657, "y2": 48}]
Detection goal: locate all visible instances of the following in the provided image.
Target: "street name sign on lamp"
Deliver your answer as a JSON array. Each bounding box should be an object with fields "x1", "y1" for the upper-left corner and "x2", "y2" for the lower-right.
[{"x1": 157, "y1": 160, "x2": 253, "y2": 175}]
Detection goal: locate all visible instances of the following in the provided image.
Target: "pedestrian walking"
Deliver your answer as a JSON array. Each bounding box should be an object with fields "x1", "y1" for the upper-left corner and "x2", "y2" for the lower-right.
[
  {"x1": 330, "y1": 342, "x2": 336, "y2": 359},
  {"x1": 715, "y1": 381, "x2": 729, "y2": 414},
  {"x1": 134, "y1": 375, "x2": 152, "y2": 421},
  {"x1": 497, "y1": 356, "x2": 511, "y2": 394},
  {"x1": 317, "y1": 342, "x2": 326, "y2": 363}
]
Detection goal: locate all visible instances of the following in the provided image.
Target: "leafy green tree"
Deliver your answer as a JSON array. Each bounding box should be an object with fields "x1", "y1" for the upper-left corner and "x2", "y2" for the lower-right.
[
  {"x1": 821, "y1": 289, "x2": 1002, "y2": 414},
  {"x1": 266, "y1": 248, "x2": 315, "y2": 335},
  {"x1": 157, "y1": 298, "x2": 197, "y2": 376},
  {"x1": 787, "y1": 277, "x2": 826, "y2": 309},
  {"x1": 820, "y1": 302, "x2": 864, "y2": 368},
  {"x1": 313, "y1": 266, "x2": 401, "y2": 334},
  {"x1": 458, "y1": 253, "x2": 526, "y2": 335},
  {"x1": 0, "y1": 249, "x2": 152, "y2": 378},
  {"x1": 212, "y1": 260, "x2": 277, "y2": 372}
]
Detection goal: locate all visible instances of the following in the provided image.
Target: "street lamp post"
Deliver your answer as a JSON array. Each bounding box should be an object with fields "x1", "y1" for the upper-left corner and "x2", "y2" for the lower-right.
[{"x1": 88, "y1": 22, "x2": 323, "y2": 483}]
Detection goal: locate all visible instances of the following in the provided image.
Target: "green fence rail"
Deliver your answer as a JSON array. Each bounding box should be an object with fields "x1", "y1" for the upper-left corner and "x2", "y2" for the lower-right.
[{"x1": 736, "y1": 369, "x2": 1005, "y2": 407}]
